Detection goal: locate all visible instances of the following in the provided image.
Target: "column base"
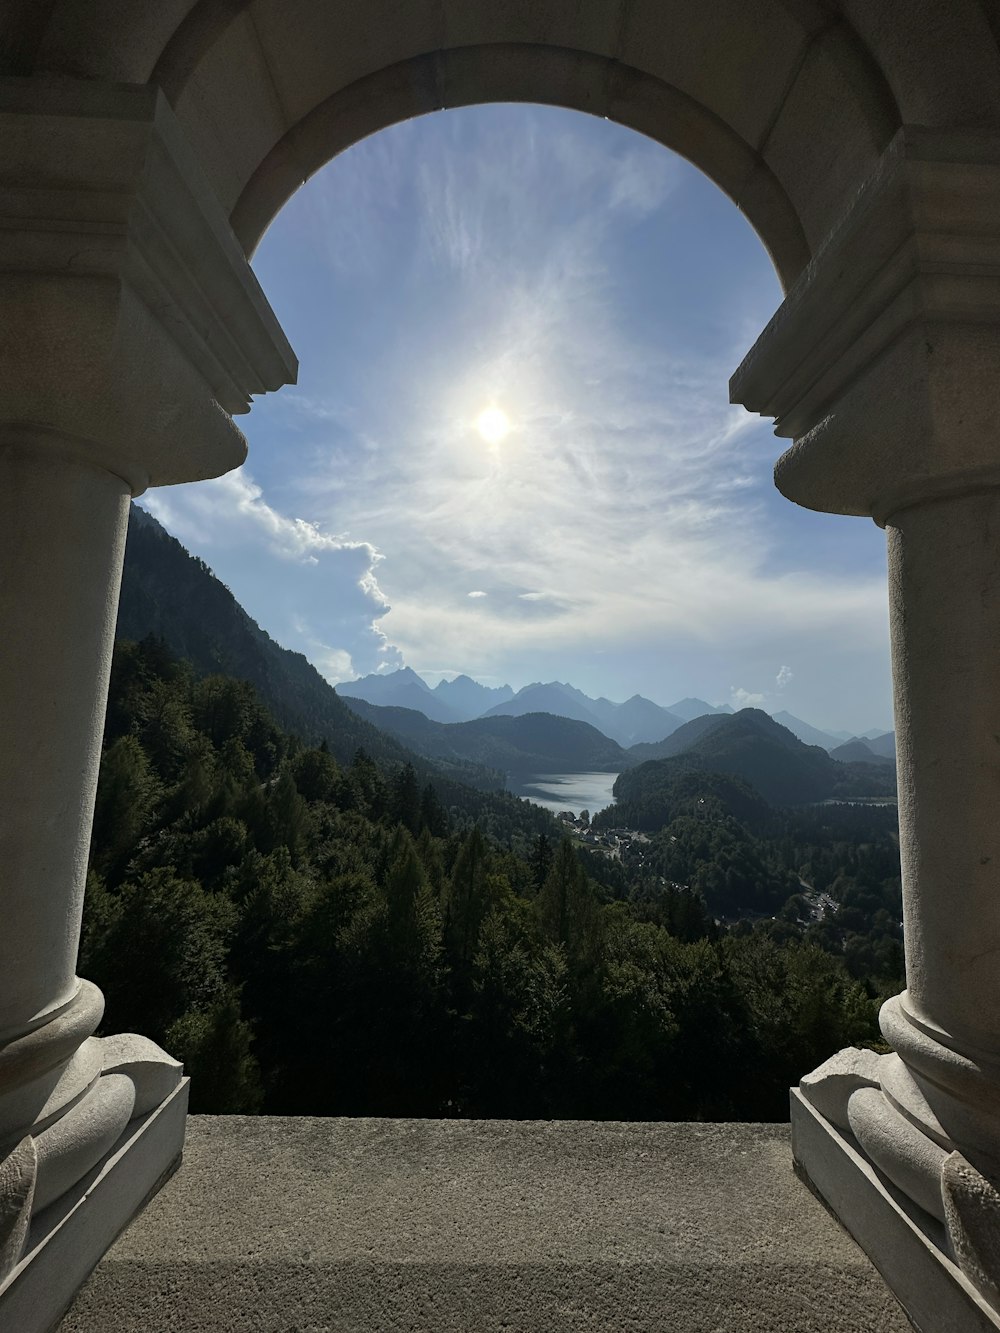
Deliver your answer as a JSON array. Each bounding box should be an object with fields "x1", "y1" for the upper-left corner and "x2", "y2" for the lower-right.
[
  {"x1": 0, "y1": 1077, "x2": 188, "y2": 1333},
  {"x1": 792, "y1": 1087, "x2": 1000, "y2": 1332}
]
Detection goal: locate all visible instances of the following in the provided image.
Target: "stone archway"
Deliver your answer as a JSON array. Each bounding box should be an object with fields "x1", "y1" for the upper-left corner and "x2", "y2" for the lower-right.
[{"x1": 4, "y1": 4, "x2": 1000, "y2": 1328}]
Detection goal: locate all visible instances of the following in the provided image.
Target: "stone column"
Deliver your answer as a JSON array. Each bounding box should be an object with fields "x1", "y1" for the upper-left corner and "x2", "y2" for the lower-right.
[
  {"x1": 879, "y1": 489, "x2": 1000, "y2": 1181},
  {"x1": 0, "y1": 446, "x2": 129, "y2": 1045},
  {"x1": 0, "y1": 79, "x2": 296, "y2": 1327},
  {"x1": 731, "y1": 127, "x2": 1000, "y2": 1329}
]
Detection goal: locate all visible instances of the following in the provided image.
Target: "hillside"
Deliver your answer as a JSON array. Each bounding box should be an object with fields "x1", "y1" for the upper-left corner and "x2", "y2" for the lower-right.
[
  {"x1": 342, "y1": 700, "x2": 630, "y2": 776},
  {"x1": 770, "y1": 710, "x2": 842, "y2": 750},
  {"x1": 616, "y1": 708, "x2": 896, "y2": 812},
  {"x1": 674, "y1": 709, "x2": 838, "y2": 804},
  {"x1": 117, "y1": 508, "x2": 410, "y2": 768},
  {"x1": 627, "y1": 711, "x2": 730, "y2": 761},
  {"x1": 117, "y1": 509, "x2": 578, "y2": 837},
  {"x1": 83, "y1": 632, "x2": 890, "y2": 1128},
  {"x1": 596, "y1": 766, "x2": 771, "y2": 833},
  {"x1": 863, "y1": 731, "x2": 897, "y2": 759},
  {"x1": 830, "y1": 739, "x2": 894, "y2": 766}
]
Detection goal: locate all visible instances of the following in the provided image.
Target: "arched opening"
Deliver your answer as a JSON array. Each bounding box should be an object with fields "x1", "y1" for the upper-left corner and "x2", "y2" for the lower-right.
[
  {"x1": 144, "y1": 103, "x2": 892, "y2": 736},
  {"x1": 109, "y1": 101, "x2": 901, "y2": 1133},
  {"x1": 6, "y1": 5, "x2": 1000, "y2": 1326},
  {"x1": 146, "y1": 1, "x2": 915, "y2": 281}
]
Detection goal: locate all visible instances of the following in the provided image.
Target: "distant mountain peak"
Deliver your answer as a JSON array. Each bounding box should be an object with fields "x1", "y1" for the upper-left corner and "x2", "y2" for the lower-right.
[
  {"x1": 339, "y1": 666, "x2": 464, "y2": 723},
  {"x1": 435, "y1": 673, "x2": 475, "y2": 689},
  {"x1": 665, "y1": 697, "x2": 731, "y2": 722},
  {"x1": 431, "y1": 673, "x2": 515, "y2": 721},
  {"x1": 769, "y1": 710, "x2": 842, "y2": 752},
  {"x1": 390, "y1": 666, "x2": 432, "y2": 689}
]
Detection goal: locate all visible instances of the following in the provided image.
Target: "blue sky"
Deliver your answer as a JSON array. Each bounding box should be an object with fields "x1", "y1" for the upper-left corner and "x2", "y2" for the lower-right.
[{"x1": 142, "y1": 104, "x2": 893, "y2": 734}]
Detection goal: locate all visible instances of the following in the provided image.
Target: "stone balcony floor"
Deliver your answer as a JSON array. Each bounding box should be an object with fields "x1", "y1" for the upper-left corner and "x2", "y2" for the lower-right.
[{"x1": 58, "y1": 1116, "x2": 913, "y2": 1332}]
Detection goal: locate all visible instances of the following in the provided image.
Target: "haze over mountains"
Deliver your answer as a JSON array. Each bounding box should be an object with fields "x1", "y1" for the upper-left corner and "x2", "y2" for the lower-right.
[
  {"x1": 342, "y1": 699, "x2": 626, "y2": 778},
  {"x1": 334, "y1": 667, "x2": 515, "y2": 725},
  {"x1": 339, "y1": 670, "x2": 733, "y2": 747},
  {"x1": 118, "y1": 506, "x2": 895, "y2": 810},
  {"x1": 339, "y1": 667, "x2": 893, "y2": 760},
  {"x1": 341, "y1": 692, "x2": 897, "y2": 807}
]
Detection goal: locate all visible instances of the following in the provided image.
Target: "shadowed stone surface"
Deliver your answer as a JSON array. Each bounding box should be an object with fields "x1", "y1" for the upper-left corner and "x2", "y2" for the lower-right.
[{"x1": 59, "y1": 1117, "x2": 913, "y2": 1332}]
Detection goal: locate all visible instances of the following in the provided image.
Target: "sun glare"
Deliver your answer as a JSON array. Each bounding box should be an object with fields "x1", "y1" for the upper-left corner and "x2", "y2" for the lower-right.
[{"x1": 475, "y1": 406, "x2": 511, "y2": 445}]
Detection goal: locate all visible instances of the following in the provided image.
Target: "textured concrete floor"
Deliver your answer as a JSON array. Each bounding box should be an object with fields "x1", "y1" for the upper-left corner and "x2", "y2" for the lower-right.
[{"x1": 59, "y1": 1117, "x2": 913, "y2": 1332}]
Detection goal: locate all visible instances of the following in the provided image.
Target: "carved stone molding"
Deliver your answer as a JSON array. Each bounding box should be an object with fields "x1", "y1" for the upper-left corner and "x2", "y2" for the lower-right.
[
  {"x1": 730, "y1": 126, "x2": 1000, "y2": 522},
  {"x1": 0, "y1": 76, "x2": 297, "y2": 490}
]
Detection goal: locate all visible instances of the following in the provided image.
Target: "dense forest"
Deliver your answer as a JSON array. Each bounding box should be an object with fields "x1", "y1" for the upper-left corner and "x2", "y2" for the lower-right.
[{"x1": 81, "y1": 637, "x2": 904, "y2": 1122}]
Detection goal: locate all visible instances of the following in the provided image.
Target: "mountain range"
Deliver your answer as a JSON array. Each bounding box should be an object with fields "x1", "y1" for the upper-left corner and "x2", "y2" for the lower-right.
[
  {"x1": 340, "y1": 667, "x2": 892, "y2": 759},
  {"x1": 118, "y1": 506, "x2": 895, "y2": 813},
  {"x1": 340, "y1": 670, "x2": 735, "y2": 747}
]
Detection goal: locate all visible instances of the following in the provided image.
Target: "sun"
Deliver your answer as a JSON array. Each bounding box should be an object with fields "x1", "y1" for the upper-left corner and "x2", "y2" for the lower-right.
[{"x1": 475, "y1": 406, "x2": 511, "y2": 445}]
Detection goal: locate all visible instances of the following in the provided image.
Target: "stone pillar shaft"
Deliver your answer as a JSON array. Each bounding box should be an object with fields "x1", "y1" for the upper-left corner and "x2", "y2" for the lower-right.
[
  {"x1": 0, "y1": 79, "x2": 296, "y2": 1305},
  {"x1": 887, "y1": 490, "x2": 1000, "y2": 1046},
  {"x1": 0, "y1": 442, "x2": 129, "y2": 1044}
]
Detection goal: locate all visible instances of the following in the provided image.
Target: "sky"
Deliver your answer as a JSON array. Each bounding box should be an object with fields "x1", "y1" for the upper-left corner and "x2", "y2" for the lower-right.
[{"x1": 141, "y1": 103, "x2": 893, "y2": 735}]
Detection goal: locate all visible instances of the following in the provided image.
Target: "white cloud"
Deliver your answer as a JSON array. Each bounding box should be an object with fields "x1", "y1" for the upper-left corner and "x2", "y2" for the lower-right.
[
  {"x1": 144, "y1": 470, "x2": 375, "y2": 566},
  {"x1": 311, "y1": 645, "x2": 355, "y2": 683},
  {"x1": 731, "y1": 686, "x2": 767, "y2": 709},
  {"x1": 467, "y1": 590, "x2": 487, "y2": 598},
  {"x1": 776, "y1": 664, "x2": 794, "y2": 689},
  {"x1": 139, "y1": 469, "x2": 404, "y2": 683}
]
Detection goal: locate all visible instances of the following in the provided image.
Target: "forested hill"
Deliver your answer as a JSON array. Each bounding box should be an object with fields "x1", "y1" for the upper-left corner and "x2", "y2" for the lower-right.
[
  {"x1": 626, "y1": 711, "x2": 730, "y2": 762},
  {"x1": 84, "y1": 634, "x2": 886, "y2": 1123},
  {"x1": 614, "y1": 708, "x2": 896, "y2": 815},
  {"x1": 343, "y1": 699, "x2": 631, "y2": 776},
  {"x1": 117, "y1": 506, "x2": 412, "y2": 769}
]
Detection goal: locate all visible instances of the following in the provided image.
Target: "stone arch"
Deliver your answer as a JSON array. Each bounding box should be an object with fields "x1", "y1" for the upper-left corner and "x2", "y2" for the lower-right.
[
  {"x1": 227, "y1": 44, "x2": 812, "y2": 282},
  {"x1": 157, "y1": 0, "x2": 898, "y2": 284},
  {"x1": 0, "y1": 0, "x2": 989, "y2": 286},
  {"x1": 9, "y1": 0, "x2": 1000, "y2": 280},
  {"x1": 6, "y1": 6, "x2": 1000, "y2": 1328}
]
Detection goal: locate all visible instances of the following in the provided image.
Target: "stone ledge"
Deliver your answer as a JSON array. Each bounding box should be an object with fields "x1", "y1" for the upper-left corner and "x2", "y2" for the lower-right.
[{"x1": 59, "y1": 1116, "x2": 912, "y2": 1332}]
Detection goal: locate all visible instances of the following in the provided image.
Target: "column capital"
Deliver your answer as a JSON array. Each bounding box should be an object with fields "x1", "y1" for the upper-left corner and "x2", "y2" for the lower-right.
[
  {"x1": 730, "y1": 126, "x2": 1000, "y2": 523},
  {"x1": 0, "y1": 77, "x2": 297, "y2": 491}
]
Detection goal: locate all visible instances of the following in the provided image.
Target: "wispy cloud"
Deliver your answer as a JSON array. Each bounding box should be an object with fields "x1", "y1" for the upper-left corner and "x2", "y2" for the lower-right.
[{"x1": 146, "y1": 104, "x2": 892, "y2": 730}]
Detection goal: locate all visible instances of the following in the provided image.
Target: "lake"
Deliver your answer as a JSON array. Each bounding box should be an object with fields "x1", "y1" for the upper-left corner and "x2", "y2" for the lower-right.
[{"x1": 512, "y1": 771, "x2": 619, "y2": 817}]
